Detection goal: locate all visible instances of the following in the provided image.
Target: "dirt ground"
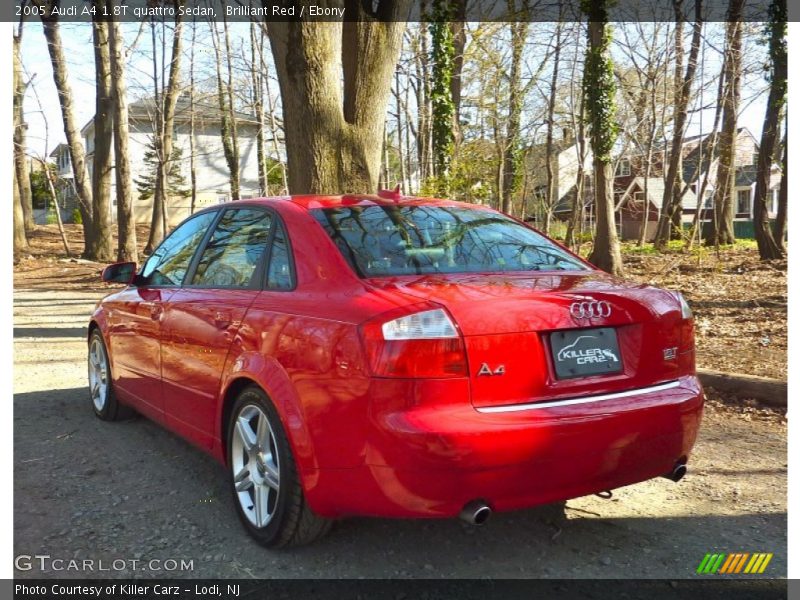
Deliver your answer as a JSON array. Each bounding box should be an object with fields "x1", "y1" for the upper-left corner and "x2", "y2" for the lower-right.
[{"x1": 13, "y1": 225, "x2": 787, "y2": 578}]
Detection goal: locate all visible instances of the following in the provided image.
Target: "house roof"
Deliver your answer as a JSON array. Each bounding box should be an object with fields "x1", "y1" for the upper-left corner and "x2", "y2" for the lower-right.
[
  {"x1": 81, "y1": 94, "x2": 260, "y2": 135},
  {"x1": 552, "y1": 183, "x2": 593, "y2": 214},
  {"x1": 128, "y1": 96, "x2": 260, "y2": 126},
  {"x1": 49, "y1": 143, "x2": 69, "y2": 158},
  {"x1": 617, "y1": 176, "x2": 698, "y2": 212}
]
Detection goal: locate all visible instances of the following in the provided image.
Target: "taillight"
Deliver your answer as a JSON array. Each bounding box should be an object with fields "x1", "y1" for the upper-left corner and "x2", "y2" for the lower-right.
[
  {"x1": 672, "y1": 292, "x2": 695, "y2": 351},
  {"x1": 359, "y1": 305, "x2": 468, "y2": 378}
]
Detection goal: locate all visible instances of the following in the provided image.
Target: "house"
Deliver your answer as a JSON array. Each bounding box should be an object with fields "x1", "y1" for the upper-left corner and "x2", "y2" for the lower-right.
[
  {"x1": 613, "y1": 128, "x2": 781, "y2": 241},
  {"x1": 525, "y1": 133, "x2": 594, "y2": 225},
  {"x1": 61, "y1": 95, "x2": 268, "y2": 226},
  {"x1": 44, "y1": 143, "x2": 80, "y2": 223}
]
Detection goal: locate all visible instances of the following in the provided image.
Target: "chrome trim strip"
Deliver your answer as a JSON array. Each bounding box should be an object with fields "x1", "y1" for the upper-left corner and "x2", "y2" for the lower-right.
[{"x1": 475, "y1": 380, "x2": 683, "y2": 413}]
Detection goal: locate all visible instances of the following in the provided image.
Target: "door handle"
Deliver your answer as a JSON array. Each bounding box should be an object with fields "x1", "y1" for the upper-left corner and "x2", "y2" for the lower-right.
[
  {"x1": 214, "y1": 311, "x2": 232, "y2": 329},
  {"x1": 142, "y1": 302, "x2": 163, "y2": 321}
]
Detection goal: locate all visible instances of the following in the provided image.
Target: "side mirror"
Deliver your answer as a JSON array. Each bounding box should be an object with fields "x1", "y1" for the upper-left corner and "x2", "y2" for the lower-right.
[{"x1": 101, "y1": 262, "x2": 137, "y2": 285}]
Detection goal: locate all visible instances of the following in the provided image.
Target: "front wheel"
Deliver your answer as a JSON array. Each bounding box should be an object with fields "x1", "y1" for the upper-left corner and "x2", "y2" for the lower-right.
[
  {"x1": 88, "y1": 330, "x2": 132, "y2": 421},
  {"x1": 227, "y1": 386, "x2": 331, "y2": 547}
]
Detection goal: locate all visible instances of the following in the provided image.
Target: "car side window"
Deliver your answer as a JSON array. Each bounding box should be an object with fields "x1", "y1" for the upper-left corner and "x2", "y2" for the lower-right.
[
  {"x1": 191, "y1": 208, "x2": 272, "y2": 288},
  {"x1": 139, "y1": 211, "x2": 217, "y2": 287},
  {"x1": 266, "y1": 222, "x2": 294, "y2": 290}
]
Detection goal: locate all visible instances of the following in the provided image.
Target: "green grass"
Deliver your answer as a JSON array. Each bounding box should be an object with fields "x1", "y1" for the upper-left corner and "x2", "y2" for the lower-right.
[{"x1": 620, "y1": 238, "x2": 757, "y2": 257}]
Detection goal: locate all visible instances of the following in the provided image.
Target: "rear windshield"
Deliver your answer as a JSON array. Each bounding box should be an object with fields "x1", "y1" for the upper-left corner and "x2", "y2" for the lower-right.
[{"x1": 311, "y1": 205, "x2": 588, "y2": 277}]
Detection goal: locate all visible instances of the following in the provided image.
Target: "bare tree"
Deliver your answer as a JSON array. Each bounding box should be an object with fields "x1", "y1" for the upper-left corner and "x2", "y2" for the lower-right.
[
  {"x1": 144, "y1": 1, "x2": 185, "y2": 255},
  {"x1": 499, "y1": 20, "x2": 528, "y2": 215},
  {"x1": 14, "y1": 17, "x2": 35, "y2": 235},
  {"x1": 654, "y1": 0, "x2": 703, "y2": 249},
  {"x1": 752, "y1": 0, "x2": 786, "y2": 260},
  {"x1": 107, "y1": 0, "x2": 137, "y2": 262},
  {"x1": 543, "y1": 21, "x2": 565, "y2": 233},
  {"x1": 210, "y1": 17, "x2": 240, "y2": 200},
  {"x1": 773, "y1": 133, "x2": 786, "y2": 248},
  {"x1": 89, "y1": 15, "x2": 116, "y2": 261},
  {"x1": 266, "y1": 3, "x2": 409, "y2": 193},
  {"x1": 28, "y1": 67, "x2": 71, "y2": 256},
  {"x1": 707, "y1": 0, "x2": 744, "y2": 246},
  {"x1": 35, "y1": 3, "x2": 95, "y2": 252},
  {"x1": 250, "y1": 21, "x2": 268, "y2": 195}
]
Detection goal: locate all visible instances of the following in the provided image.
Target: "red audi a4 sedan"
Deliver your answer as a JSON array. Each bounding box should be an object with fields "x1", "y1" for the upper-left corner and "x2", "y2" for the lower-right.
[{"x1": 89, "y1": 192, "x2": 703, "y2": 547}]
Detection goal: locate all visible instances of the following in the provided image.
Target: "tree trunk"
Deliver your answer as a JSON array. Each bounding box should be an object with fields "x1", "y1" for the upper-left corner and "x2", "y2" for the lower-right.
[
  {"x1": 251, "y1": 21, "x2": 268, "y2": 195},
  {"x1": 88, "y1": 16, "x2": 115, "y2": 261},
  {"x1": 108, "y1": 2, "x2": 137, "y2": 263},
  {"x1": 189, "y1": 21, "x2": 198, "y2": 212},
  {"x1": 223, "y1": 14, "x2": 241, "y2": 199},
  {"x1": 706, "y1": 3, "x2": 742, "y2": 247},
  {"x1": 449, "y1": 13, "x2": 466, "y2": 148},
  {"x1": 752, "y1": 0, "x2": 785, "y2": 260},
  {"x1": 13, "y1": 150, "x2": 29, "y2": 257},
  {"x1": 13, "y1": 30, "x2": 35, "y2": 234},
  {"x1": 145, "y1": 2, "x2": 184, "y2": 254},
  {"x1": 583, "y1": 11, "x2": 623, "y2": 276},
  {"x1": 394, "y1": 69, "x2": 408, "y2": 192},
  {"x1": 654, "y1": 2, "x2": 703, "y2": 249},
  {"x1": 429, "y1": 5, "x2": 456, "y2": 193},
  {"x1": 266, "y1": 5, "x2": 408, "y2": 194},
  {"x1": 211, "y1": 19, "x2": 239, "y2": 199},
  {"x1": 500, "y1": 20, "x2": 527, "y2": 215},
  {"x1": 263, "y1": 60, "x2": 287, "y2": 193},
  {"x1": 773, "y1": 135, "x2": 787, "y2": 249},
  {"x1": 544, "y1": 22, "x2": 563, "y2": 232},
  {"x1": 39, "y1": 13, "x2": 94, "y2": 251},
  {"x1": 588, "y1": 160, "x2": 623, "y2": 274}
]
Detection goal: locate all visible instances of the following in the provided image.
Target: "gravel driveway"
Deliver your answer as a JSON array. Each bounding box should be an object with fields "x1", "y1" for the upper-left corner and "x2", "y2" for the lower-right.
[{"x1": 13, "y1": 288, "x2": 787, "y2": 579}]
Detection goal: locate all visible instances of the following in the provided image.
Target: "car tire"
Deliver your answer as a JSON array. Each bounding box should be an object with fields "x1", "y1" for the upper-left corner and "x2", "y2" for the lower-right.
[
  {"x1": 227, "y1": 385, "x2": 331, "y2": 548},
  {"x1": 88, "y1": 329, "x2": 133, "y2": 421}
]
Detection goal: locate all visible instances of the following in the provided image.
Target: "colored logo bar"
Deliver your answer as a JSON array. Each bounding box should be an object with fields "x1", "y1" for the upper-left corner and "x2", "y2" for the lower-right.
[{"x1": 696, "y1": 553, "x2": 773, "y2": 574}]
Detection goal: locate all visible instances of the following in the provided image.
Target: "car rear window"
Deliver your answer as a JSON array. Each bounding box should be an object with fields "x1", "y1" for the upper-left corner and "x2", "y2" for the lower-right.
[{"x1": 311, "y1": 205, "x2": 588, "y2": 277}]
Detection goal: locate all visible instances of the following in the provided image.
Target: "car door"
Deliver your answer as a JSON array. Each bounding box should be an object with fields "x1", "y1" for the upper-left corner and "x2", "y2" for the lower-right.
[
  {"x1": 106, "y1": 210, "x2": 218, "y2": 421},
  {"x1": 160, "y1": 207, "x2": 277, "y2": 450}
]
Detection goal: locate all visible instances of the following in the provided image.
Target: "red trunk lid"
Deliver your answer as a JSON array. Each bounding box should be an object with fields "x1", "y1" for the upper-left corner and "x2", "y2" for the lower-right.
[{"x1": 365, "y1": 272, "x2": 690, "y2": 408}]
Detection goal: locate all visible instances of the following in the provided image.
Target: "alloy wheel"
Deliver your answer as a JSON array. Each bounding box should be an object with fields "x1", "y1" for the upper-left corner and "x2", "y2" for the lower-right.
[
  {"x1": 88, "y1": 337, "x2": 109, "y2": 412},
  {"x1": 231, "y1": 404, "x2": 281, "y2": 528}
]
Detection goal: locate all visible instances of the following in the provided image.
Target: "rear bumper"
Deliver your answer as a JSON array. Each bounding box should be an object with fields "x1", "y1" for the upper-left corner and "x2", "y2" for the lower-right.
[{"x1": 304, "y1": 375, "x2": 704, "y2": 518}]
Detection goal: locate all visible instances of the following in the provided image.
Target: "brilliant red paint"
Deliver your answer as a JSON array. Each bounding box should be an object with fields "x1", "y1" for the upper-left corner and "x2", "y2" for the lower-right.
[{"x1": 90, "y1": 194, "x2": 703, "y2": 519}]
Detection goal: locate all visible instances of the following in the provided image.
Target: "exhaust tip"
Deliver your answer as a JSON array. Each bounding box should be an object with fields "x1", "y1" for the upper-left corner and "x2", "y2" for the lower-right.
[
  {"x1": 663, "y1": 461, "x2": 687, "y2": 482},
  {"x1": 460, "y1": 500, "x2": 492, "y2": 525}
]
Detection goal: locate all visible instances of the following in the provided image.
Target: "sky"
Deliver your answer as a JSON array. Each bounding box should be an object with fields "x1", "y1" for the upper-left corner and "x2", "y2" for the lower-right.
[{"x1": 19, "y1": 20, "x2": 770, "y2": 161}]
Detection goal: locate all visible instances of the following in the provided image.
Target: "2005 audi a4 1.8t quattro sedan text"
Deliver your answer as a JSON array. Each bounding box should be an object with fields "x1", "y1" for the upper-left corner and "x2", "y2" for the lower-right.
[{"x1": 88, "y1": 192, "x2": 702, "y2": 547}]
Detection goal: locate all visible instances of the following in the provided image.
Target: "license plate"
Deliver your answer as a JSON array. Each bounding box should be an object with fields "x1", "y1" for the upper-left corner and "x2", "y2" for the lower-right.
[{"x1": 549, "y1": 327, "x2": 623, "y2": 379}]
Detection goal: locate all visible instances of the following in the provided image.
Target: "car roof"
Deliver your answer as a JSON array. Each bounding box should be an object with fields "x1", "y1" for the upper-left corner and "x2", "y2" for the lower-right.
[{"x1": 219, "y1": 193, "x2": 490, "y2": 212}]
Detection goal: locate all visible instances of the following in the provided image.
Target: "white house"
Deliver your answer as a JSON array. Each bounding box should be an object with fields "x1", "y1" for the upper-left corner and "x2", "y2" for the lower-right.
[{"x1": 56, "y1": 95, "x2": 269, "y2": 226}]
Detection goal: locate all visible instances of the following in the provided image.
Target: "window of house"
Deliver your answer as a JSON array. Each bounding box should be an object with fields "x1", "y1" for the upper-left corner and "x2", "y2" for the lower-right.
[
  {"x1": 633, "y1": 191, "x2": 645, "y2": 205},
  {"x1": 736, "y1": 189, "x2": 751, "y2": 215},
  {"x1": 616, "y1": 159, "x2": 631, "y2": 177},
  {"x1": 703, "y1": 191, "x2": 713, "y2": 209},
  {"x1": 217, "y1": 195, "x2": 229, "y2": 204}
]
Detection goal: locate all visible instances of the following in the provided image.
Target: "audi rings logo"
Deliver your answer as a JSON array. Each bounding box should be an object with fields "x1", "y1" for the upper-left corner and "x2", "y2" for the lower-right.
[{"x1": 569, "y1": 300, "x2": 612, "y2": 319}]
